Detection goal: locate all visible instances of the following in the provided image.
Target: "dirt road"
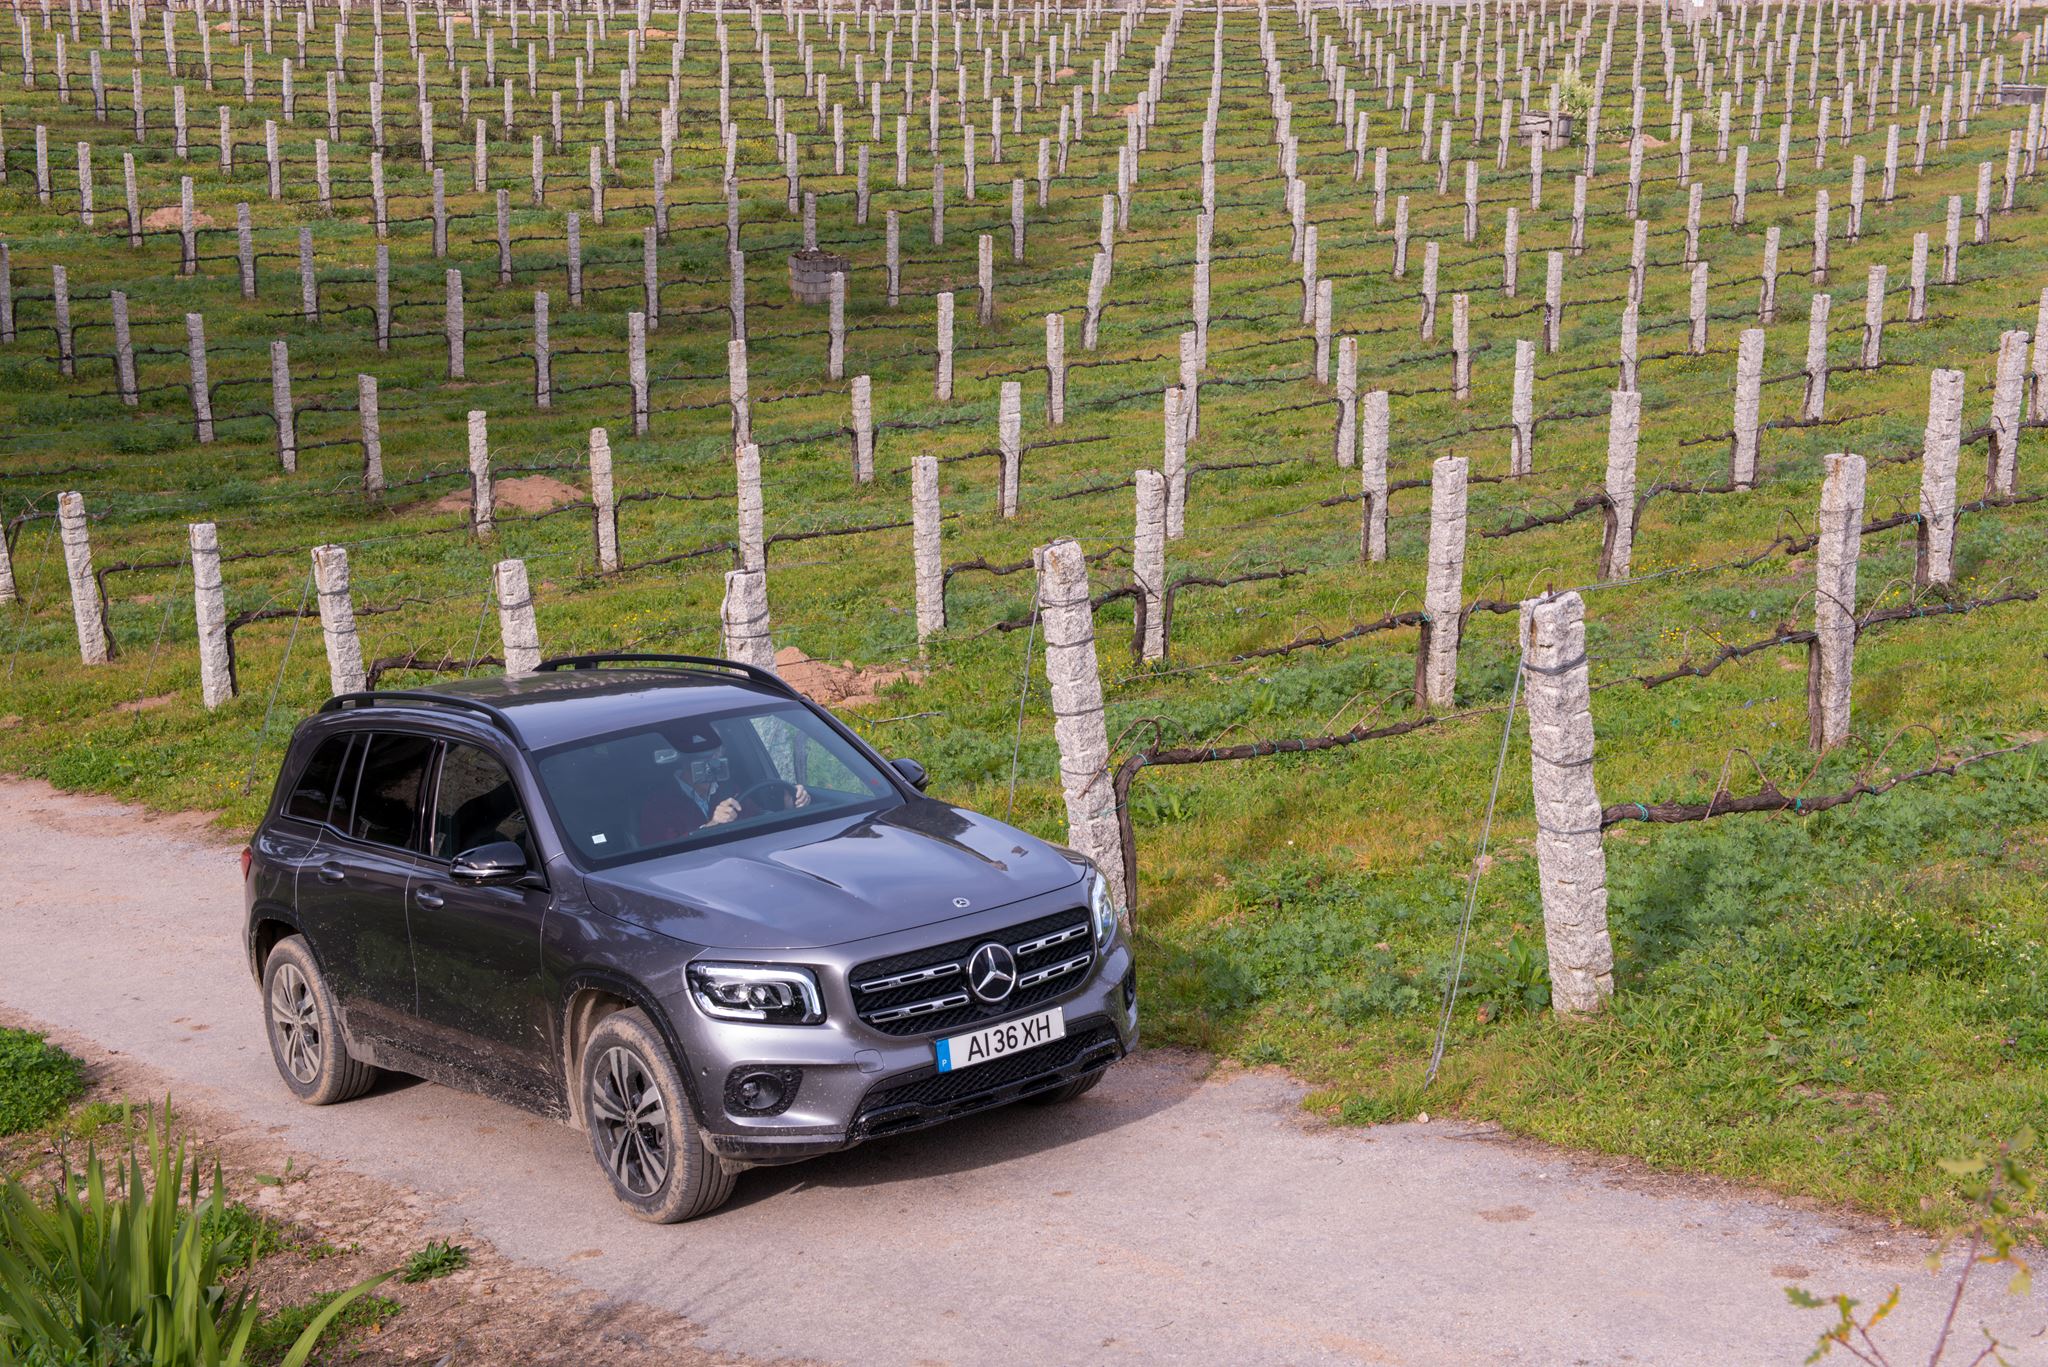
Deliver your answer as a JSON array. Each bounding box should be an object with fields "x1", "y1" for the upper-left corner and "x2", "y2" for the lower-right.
[{"x1": 0, "y1": 777, "x2": 2036, "y2": 1365}]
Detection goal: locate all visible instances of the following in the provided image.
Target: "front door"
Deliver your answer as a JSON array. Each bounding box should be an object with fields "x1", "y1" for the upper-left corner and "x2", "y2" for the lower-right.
[{"x1": 408, "y1": 741, "x2": 556, "y2": 1108}]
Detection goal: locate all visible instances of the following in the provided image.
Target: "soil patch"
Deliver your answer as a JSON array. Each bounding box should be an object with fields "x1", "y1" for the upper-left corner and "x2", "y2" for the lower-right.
[
  {"x1": 144, "y1": 205, "x2": 215, "y2": 230},
  {"x1": 773, "y1": 647, "x2": 920, "y2": 710},
  {"x1": 421, "y1": 475, "x2": 584, "y2": 517},
  {"x1": 113, "y1": 693, "x2": 175, "y2": 714}
]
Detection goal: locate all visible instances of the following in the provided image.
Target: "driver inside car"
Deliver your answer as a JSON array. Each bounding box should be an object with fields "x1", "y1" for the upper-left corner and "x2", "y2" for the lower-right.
[{"x1": 637, "y1": 729, "x2": 810, "y2": 847}]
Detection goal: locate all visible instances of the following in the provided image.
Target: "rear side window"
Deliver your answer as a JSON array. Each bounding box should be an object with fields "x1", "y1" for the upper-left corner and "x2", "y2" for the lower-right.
[
  {"x1": 432, "y1": 745, "x2": 533, "y2": 860},
  {"x1": 348, "y1": 734, "x2": 437, "y2": 850},
  {"x1": 284, "y1": 735, "x2": 355, "y2": 827}
]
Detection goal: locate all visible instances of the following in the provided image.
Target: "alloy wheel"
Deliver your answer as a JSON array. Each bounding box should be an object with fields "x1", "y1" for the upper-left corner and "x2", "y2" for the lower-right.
[
  {"x1": 591, "y1": 1045, "x2": 670, "y2": 1196},
  {"x1": 269, "y1": 961, "x2": 322, "y2": 1085}
]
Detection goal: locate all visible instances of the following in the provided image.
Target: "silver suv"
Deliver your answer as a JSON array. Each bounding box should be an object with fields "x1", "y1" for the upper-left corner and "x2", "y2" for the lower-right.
[{"x1": 243, "y1": 655, "x2": 1136, "y2": 1221}]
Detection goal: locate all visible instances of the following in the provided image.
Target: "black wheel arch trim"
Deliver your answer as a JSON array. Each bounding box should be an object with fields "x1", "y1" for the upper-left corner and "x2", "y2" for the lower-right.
[
  {"x1": 557, "y1": 967, "x2": 711, "y2": 1134},
  {"x1": 246, "y1": 902, "x2": 312, "y2": 981}
]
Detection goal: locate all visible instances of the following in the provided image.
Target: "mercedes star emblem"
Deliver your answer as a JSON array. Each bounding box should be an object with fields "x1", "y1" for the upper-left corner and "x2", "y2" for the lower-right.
[
  {"x1": 952, "y1": 897, "x2": 972, "y2": 908},
  {"x1": 966, "y1": 942, "x2": 1017, "y2": 1004}
]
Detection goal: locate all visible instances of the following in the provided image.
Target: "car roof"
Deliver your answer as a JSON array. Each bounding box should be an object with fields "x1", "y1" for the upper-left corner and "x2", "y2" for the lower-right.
[{"x1": 330, "y1": 669, "x2": 803, "y2": 752}]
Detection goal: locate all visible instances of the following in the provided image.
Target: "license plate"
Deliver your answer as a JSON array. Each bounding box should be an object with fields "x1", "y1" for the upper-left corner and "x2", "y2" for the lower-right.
[{"x1": 934, "y1": 1007, "x2": 1065, "y2": 1073}]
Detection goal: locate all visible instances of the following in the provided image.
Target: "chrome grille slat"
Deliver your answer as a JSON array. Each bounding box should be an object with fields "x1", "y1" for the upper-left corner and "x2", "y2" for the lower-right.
[
  {"x1": 854, "y1": 962, "x2": 962, "y2": 994},
  {"x1": 867, "y1": 992, "x2": 972, "y2": 1024},
  {"x1": 1014, "y1": 924, "x2": 1089, "y2": 956},
  {"x1": 1016, "y1": 954, "x2": 1090, "y2": 989}
]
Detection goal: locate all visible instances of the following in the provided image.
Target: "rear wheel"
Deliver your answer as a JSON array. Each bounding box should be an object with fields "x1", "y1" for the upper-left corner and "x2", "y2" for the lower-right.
[
  {"x1": 580, "y1": 1009, "x2": 737, "y2": 1223},
  {"x1": 261, "y1": 936, "x2": 378, "y2": 1106}
]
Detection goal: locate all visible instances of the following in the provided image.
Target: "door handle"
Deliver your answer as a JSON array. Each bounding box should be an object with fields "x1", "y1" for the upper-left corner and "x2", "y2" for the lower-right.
[
  {"x1": 415, "y1": 888, "x2": 445, "y2": 910},
  {"x1": 316, "y1": 862, "x2": 346, "y2": 883}
]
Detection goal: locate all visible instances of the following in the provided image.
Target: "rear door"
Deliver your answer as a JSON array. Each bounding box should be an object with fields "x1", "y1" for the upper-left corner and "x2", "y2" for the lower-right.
[
  {"x1": 309, "y1": 731, "x2": 437, "y2": 1045},
  {"x1": 407, "y1": 741, "x2": 557, "y2": 1106},
  {"x1": 263, "y1": 731, "x2": 356, "y2": 917}
]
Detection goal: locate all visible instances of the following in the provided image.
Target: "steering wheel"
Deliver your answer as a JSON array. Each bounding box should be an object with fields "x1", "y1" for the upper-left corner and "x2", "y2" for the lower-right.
[{"x1": 732, "y1": 779, "x2": 798, "y2": 816}]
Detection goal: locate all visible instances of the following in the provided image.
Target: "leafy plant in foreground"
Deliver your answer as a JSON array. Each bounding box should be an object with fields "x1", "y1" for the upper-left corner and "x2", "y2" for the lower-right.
[{"x1": 0, "y1": 1103, "x2": 389, "y2": 1366}]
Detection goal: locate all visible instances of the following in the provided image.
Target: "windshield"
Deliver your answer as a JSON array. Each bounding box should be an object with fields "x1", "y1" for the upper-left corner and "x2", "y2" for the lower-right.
[{"x1": 533, "y1": 700, "x2": 902, "y2": 868}]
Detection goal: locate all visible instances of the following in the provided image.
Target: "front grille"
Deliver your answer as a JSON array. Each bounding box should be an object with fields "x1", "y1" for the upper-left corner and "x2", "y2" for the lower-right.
[
  {"x1": 853, "y1": 1019, "x2": 1120, "y2": 1135},
  {"x1": 849, "y1": 908, "x2": 1094, "y2": 1037}
]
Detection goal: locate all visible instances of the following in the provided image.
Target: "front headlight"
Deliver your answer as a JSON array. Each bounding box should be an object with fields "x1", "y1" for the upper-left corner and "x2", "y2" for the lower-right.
[
  {"x1": 1091, "y1": 871, "x2": 1121, "y2": 950},
  {"x1": 687, "y1": 963, "x2": 826, "y2": 1025}
]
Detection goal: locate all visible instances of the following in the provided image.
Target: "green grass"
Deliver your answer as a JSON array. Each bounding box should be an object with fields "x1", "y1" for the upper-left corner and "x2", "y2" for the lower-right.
[
  {"x1": 203, "y1": 1200, "x2": 293, "y2": 1274},
  {"x1": 0, "y1": 7, "x2": 2044, "y2": 1229},
  {"x1": 0, "y1": 1030, "x2": 86, "y2": 1136},
  {"x1": 397, "y1": 1239, "x2": 469, "y2": 1284},
  {"x1": 245, "y1": 1292, "x2": 404, "y2": 1367}
]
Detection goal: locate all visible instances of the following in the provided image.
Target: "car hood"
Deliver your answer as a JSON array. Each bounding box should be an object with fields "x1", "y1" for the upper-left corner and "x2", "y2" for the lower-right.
[{"x1": 578, "y1": 798, "x2": 1087, "y2": 951}]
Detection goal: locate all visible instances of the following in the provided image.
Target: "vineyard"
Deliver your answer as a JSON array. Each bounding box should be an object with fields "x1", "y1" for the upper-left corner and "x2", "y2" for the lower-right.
[{"x1": 1, "y1": 0, "x2": 2046, "y2": 1226}]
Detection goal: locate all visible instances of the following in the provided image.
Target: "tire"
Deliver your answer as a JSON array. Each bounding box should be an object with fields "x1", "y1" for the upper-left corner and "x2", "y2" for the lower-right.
[
  {"x1": 580, "y1": 1009, "x2": 738, "y2": 1223},
  {"x1": 261, "y1": 935, "x2": 379, "y2": 1106},
  {"x1": 1031, "y1": 1067, "x2": 1105, "y2": 1106}
]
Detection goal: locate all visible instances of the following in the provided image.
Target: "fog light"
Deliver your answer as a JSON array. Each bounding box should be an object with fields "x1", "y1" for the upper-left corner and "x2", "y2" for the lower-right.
[{"x1": 724, "y1": 1066, "x2": 802, "y2": 1117}]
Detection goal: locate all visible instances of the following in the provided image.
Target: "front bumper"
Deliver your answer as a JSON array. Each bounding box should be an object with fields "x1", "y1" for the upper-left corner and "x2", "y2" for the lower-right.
[{"x1": 692, "y1": 942, "x2": 1138, "y2": 1166}]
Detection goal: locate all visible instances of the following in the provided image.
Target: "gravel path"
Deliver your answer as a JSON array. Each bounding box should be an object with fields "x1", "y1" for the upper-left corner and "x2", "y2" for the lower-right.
[{"x1": 0, "y1": 776, "x2": 2035, "y2": 1366}]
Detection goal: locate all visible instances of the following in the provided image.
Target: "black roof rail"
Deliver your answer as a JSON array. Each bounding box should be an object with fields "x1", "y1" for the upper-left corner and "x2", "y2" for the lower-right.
[
  {"x1": 320, "y1": 690, "x2": 521, "y2": 735},
  {"x1": 535, "y1": 653, "x2": 799, "y2": 699}
]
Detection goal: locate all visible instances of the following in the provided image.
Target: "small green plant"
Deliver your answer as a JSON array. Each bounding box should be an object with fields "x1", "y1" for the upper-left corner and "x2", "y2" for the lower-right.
[
  {"x1": 0, "y1": 1029, "x2": 87, "y2": 1136},
  {"x1": 399, "y1": 1239, "x2": 470, "y2": 1284},
  {"x1": 200, "y1": 1201, "x2": 290, "y2": 1273},
  {"x1": 1462, "y1": 936, "x2": 1552, "y2": 1019},
  {"x1": 0, "y1": 1102, "x2": 389, "y2": 1367},
  {"x1": 1788, "y1": 1130, "x2": 2037, "y2": 1364}
]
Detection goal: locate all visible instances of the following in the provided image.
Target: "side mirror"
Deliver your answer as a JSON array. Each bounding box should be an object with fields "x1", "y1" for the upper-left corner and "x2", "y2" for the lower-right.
[
  {"x1": 890, "y1": 758, "x2": 930, "y2": 792},
  {"x1": 451, "y1": 840, "x2": 531, "y2": 885}
]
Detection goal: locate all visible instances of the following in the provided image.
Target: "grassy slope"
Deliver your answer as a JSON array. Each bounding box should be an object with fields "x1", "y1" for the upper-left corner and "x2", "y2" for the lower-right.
[{"x1": 0, "y1": 6, "x2": 2044, "y2": 1226}]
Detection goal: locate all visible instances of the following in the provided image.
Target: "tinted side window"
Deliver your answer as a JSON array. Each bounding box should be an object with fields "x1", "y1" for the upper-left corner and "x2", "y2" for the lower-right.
[
  {"x1": 348, "y1": 734, "x2": 436, "y2": 850},
  {"x1": 284, "y1": 734, "x2": 355, "y2": 826},
  {"x1": 432, "y1": 745, "x2": 533, "y2": 860}
]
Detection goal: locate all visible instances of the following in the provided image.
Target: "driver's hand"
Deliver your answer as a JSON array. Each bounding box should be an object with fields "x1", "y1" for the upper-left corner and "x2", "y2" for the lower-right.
[
  {"x1": 792, "y1": 785, "x2": 812, "y2": 808},
  {"x1": 708, "y1": 797, "x2": 742, "y2": 826}
]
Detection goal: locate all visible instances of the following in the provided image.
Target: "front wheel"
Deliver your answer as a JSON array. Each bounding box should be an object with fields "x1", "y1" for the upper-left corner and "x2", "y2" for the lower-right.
[
  {"x1": 261, "y1": 935, "x2": 379, "y2": 1106},
  {"x1": 580, "y1": 1009, "x2": 737, "y2": 1223}
]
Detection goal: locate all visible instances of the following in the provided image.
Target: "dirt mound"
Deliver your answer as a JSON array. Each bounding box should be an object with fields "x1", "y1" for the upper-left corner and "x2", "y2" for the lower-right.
[
  {"x1": 774, "y1": 647, "x2": 920, "y2": 710},
  {"x1": 422, "y1": 475, "x2": 583, "y2": 517},
  {"x1": 143, "y1": 205, "x2": 213, "y2": 230}
]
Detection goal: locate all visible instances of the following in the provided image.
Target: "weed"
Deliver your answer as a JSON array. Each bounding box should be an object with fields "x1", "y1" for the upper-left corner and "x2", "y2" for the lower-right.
[{"x1": 399, "y1": 1239, "x2": 470, "y2": 1283}]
